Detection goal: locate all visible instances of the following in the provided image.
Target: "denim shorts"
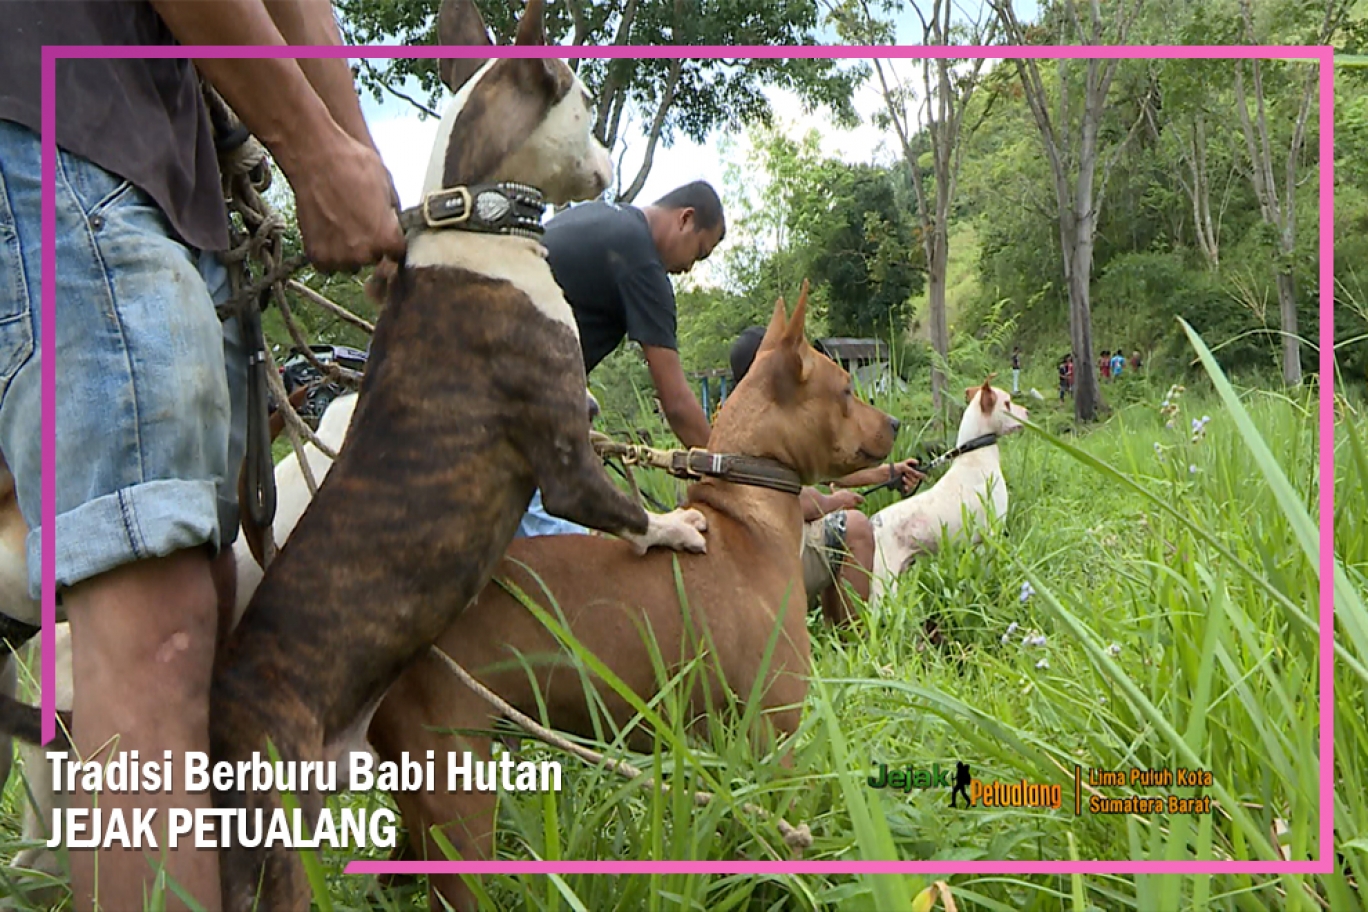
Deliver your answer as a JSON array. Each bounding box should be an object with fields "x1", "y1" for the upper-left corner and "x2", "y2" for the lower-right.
[
  {"x1": 801, "y1": 510, "x2": 850, "y2": 606},
  {"x1": 0, "y1": 120, "x2": 247, "y2": 608},
  {"x1": 514, "y1": 489, "x2": 589, "y2": 539}
]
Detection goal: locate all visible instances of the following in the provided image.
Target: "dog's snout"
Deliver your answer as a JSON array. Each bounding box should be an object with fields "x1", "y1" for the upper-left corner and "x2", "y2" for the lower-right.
[{"x1": 889, "y1": 416, "x2": 901, "y2": 435}]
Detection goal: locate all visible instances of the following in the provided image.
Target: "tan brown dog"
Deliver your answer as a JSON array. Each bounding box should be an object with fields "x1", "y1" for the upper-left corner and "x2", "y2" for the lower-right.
[{"x1": 367, "y1": 283, "x2": 900, "y2": 911}]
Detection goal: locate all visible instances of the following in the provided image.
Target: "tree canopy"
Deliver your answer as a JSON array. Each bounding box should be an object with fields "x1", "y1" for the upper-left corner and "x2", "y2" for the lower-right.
[{"x1": 336, "y1": 0, "x2": 867, "y2": 201}]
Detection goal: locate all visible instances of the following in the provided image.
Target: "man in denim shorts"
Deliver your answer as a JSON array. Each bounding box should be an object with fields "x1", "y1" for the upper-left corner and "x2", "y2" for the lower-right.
[{"x1": 0, "y1": 2, "x2": 405, "y2": 909}]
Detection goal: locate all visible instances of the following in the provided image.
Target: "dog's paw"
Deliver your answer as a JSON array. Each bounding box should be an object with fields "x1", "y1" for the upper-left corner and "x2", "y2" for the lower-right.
[
  {"x1": 626, "y1": 509, "x2": 708, "y2": 555},
  {"x1": 674, "y1": 508, "x2": 708, "y2": 535}
]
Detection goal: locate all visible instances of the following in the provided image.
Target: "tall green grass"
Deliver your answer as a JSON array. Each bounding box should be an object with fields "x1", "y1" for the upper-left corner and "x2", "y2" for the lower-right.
[{"x1": 1, "y1": 323, "x2": 1358, "y2": 911}]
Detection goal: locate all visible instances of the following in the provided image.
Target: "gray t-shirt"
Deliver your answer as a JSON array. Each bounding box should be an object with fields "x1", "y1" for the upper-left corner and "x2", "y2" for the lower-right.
[
  {"x1": 0, "y1": 1, "x2": 228, "y2": 253},
  {"x1": 542, "y1": 201, "x2": 677, "y2": 374}
]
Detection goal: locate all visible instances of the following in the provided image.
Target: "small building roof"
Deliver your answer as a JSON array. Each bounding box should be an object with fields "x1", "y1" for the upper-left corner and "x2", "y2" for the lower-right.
[{"x1": 815, "y1": 337, "x2": 891, "y2": 363}]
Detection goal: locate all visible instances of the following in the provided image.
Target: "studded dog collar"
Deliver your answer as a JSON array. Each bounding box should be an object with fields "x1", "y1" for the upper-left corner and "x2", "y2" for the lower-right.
[{"x1": 399, "y1": 183, "x2": 547, "y2": 240}]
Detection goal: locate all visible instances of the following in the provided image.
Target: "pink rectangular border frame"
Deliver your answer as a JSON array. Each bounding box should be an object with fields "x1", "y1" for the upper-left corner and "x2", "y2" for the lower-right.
[{"x1": 39, "y1": 43, "x2": 1335, "y2": 879}]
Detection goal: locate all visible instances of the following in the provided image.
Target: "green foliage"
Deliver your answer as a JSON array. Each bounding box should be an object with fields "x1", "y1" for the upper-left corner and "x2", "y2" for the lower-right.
[
  {"x1": 335, "y1": 0, "x2": 864, "y2": 199},
  {"x1": 674, "y1": 285, "x2": 776, "y2": 376},
  {"x1": 716, "y1": 126, "x2": 922, "y2": 344},
  {"x1": 805, "y1": 163, "x2": 924, "y2": 337},
  {"x1": 1335, "y1": 63, "x2": 1368, "y2": 384},
  {"x1": 9, "y1": 327, "x2": 1362, "y2": 912}
]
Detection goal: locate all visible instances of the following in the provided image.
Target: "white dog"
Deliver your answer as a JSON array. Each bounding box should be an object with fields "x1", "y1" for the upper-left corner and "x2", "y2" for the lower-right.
[{"x1": 869, "y1": 379, "x2": 1028, "y2": 604}]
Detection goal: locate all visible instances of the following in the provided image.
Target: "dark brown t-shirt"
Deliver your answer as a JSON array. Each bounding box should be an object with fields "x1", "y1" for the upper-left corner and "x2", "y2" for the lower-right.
[{"x1": 0, "y1": 1, "x2": 229, "y2": 253}]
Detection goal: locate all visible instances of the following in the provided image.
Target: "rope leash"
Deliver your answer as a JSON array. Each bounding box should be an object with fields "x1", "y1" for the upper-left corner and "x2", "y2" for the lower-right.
[
  {"x1": 603, "y1": 458, "x2": 673, "y2": 513},
  {"x1": 206, "y1": 84, "x2": 361, "y2": 569},
  {"x1": 208, "y1": 82, "x2": 288, "y2": 563},
  {"x1": 429, "y1": 645, "x2": 813, "y2": 856}
]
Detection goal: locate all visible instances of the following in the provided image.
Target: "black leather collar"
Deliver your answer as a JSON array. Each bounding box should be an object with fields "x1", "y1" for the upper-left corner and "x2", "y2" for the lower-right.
[{"x1": 398, "y1": 183, "x2": 547, "y2": 240}]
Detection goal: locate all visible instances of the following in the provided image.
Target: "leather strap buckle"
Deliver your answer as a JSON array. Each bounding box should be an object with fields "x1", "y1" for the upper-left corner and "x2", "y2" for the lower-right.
[{"x1": 422, "y1": 187, "x2": 474, "y2": 229}]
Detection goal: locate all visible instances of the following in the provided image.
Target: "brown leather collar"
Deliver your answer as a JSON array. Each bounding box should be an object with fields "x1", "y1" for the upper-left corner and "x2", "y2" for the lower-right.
[
  {"x1": 590, "y1": 435, "x2": 803, "y2": 496},
  {"x1": 668, "y1": 449, "x2": 803, "y2": 495}
]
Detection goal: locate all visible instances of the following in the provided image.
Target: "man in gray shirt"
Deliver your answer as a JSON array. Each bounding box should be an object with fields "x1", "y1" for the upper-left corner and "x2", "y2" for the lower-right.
[{"x1": 517, "y1": 182, "x2": 724, "y2": 537}]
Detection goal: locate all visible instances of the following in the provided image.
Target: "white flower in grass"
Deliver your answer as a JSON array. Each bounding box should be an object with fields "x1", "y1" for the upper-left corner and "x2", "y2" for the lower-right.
[
  {"x1": 1190, "y1": 415, "x2": 1212, "y2": 444},
  {"x1": 1036, "y1": 658, "x2": 1050, "y2": 669},
  {"x1": 1165, "y1": 420, "x2": 1175, "y2": 429},
  {"x1": 1006, "y1": 621, "x2": 1020, "y2": 636},
  {"x1": 1154, "y1": 442, "x2": 1163, "y2": 455},
  {"x1": 1099, "y1": 696, "x2": 1108, "y2": 704},
  {"x1": 1189, "y1": 464, "x2": 1199, "y2": 474},
  {"x1": 1019, "y1": 582, "x2": 1035, "y2": 603},
  {"x1": 1106, "y1": 643, "x2": 1122, "y2": 657},
  {"x1": 1026, "y1": 634, "x2": 1047, "y2": 648}
]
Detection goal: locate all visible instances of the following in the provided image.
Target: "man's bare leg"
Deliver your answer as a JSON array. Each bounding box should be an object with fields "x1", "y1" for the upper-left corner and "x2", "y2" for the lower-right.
[
  {"x1": 65, "y1": 548, "x2": 222, "y2": 912},
  {"x1": 820, "y1": 511, "x2": 874, "y2": 628},
  {"x1": 209, "y1": 547, "x2": 238, "y2": 649}
]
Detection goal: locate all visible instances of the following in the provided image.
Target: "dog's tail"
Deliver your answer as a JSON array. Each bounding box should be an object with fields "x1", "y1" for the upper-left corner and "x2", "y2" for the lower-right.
[{"x1": 0, "y1": 692, "x2": 69, "y2": 749}]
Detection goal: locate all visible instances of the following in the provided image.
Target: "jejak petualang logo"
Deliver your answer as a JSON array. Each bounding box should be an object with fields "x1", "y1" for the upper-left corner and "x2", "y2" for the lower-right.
[
  {"x1": 867, "y1": 760, "x2": 1217, "y2": 818},
  {"x1": 867, "y1": 760, "x2": 1062, "y2": 810}
]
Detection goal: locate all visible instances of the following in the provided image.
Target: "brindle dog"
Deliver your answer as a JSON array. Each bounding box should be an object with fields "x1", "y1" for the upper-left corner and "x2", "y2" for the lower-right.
[{"x1": 209, "y1": 1, "x2": 706, "y2": 908}]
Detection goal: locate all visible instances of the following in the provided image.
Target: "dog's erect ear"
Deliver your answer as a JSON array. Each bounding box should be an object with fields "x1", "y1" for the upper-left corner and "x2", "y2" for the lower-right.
[
  {"x1": 978, "y1": 380, "x2": 998, "y2": 414},
  {"x1": 785, "y1": 278, "x2": 810, "y2": 346},
  {"x1": 439, "y1": 0, "x2": 576, "y2": 188},
  {"x1": 436, "y1": 0, "x2": 493, "y2": 91},
  {"x1": 964, "y1": 385, "x2": 978, "y2": 404},
  {"x1": 514, "y1": 0, "x2": 548, "y2": 45},
  {"x1": 508, "y1": 0, "x2": 570, "y2": 107},
  {"x1": 789, "y1": 280, "x2": 814, "y2": 382},
  {"x1": 437, "y1": 0, "x2": 493, "y2": 93},
  {"x1": 767, "y1": 343, "x2": 807, "y2": 403},
  {"x1": 758, "y1": 296, "x2": 788, "y2": 355}
]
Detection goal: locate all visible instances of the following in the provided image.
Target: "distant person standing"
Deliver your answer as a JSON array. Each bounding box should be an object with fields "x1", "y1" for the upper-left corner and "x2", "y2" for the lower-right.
[
  {"x1": 1131, "y1": 350, "x2": 1143, "y2": 372},
  {"x1": 1099, "y1": 349, "x2": 1112, "y2": 381},
  {"x1": 1058, "y1": 354, "x2": 1071, "y2": 402},
  {"x1": 1011, "y1": 346, "x2": 1022, "y2": 394},
  {"x1": 1110, "y1": 349, "x2": 1125, "y2": 379}
]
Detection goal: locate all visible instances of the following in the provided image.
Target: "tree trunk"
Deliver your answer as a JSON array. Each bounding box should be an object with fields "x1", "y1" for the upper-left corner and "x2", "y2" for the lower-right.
[
  {"x1": 1276, "y1": 270, "x2": 1301, "y2": 385},
  {"x1": 926, "y1": 223, "x2": 950, "y2": 414},
  {"x1": 989, "y1": 0, "x2": 1148, "y2": 424},
  {"x1": 1060, "y1": 208, "x2": 1099, "y2": 422},
  {"x1": 1228, "y1": 0, "x2": 1342, "y2": 387},
  {"x1": 841, "y1": 0, "x2": 992, "y2": 423},
  {"x1": 1190, "y1": 113, "x2": 1221, "y2": 269},
  {"x1": 617, "y1": 59, "x2": 683, "y2": 204}
]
